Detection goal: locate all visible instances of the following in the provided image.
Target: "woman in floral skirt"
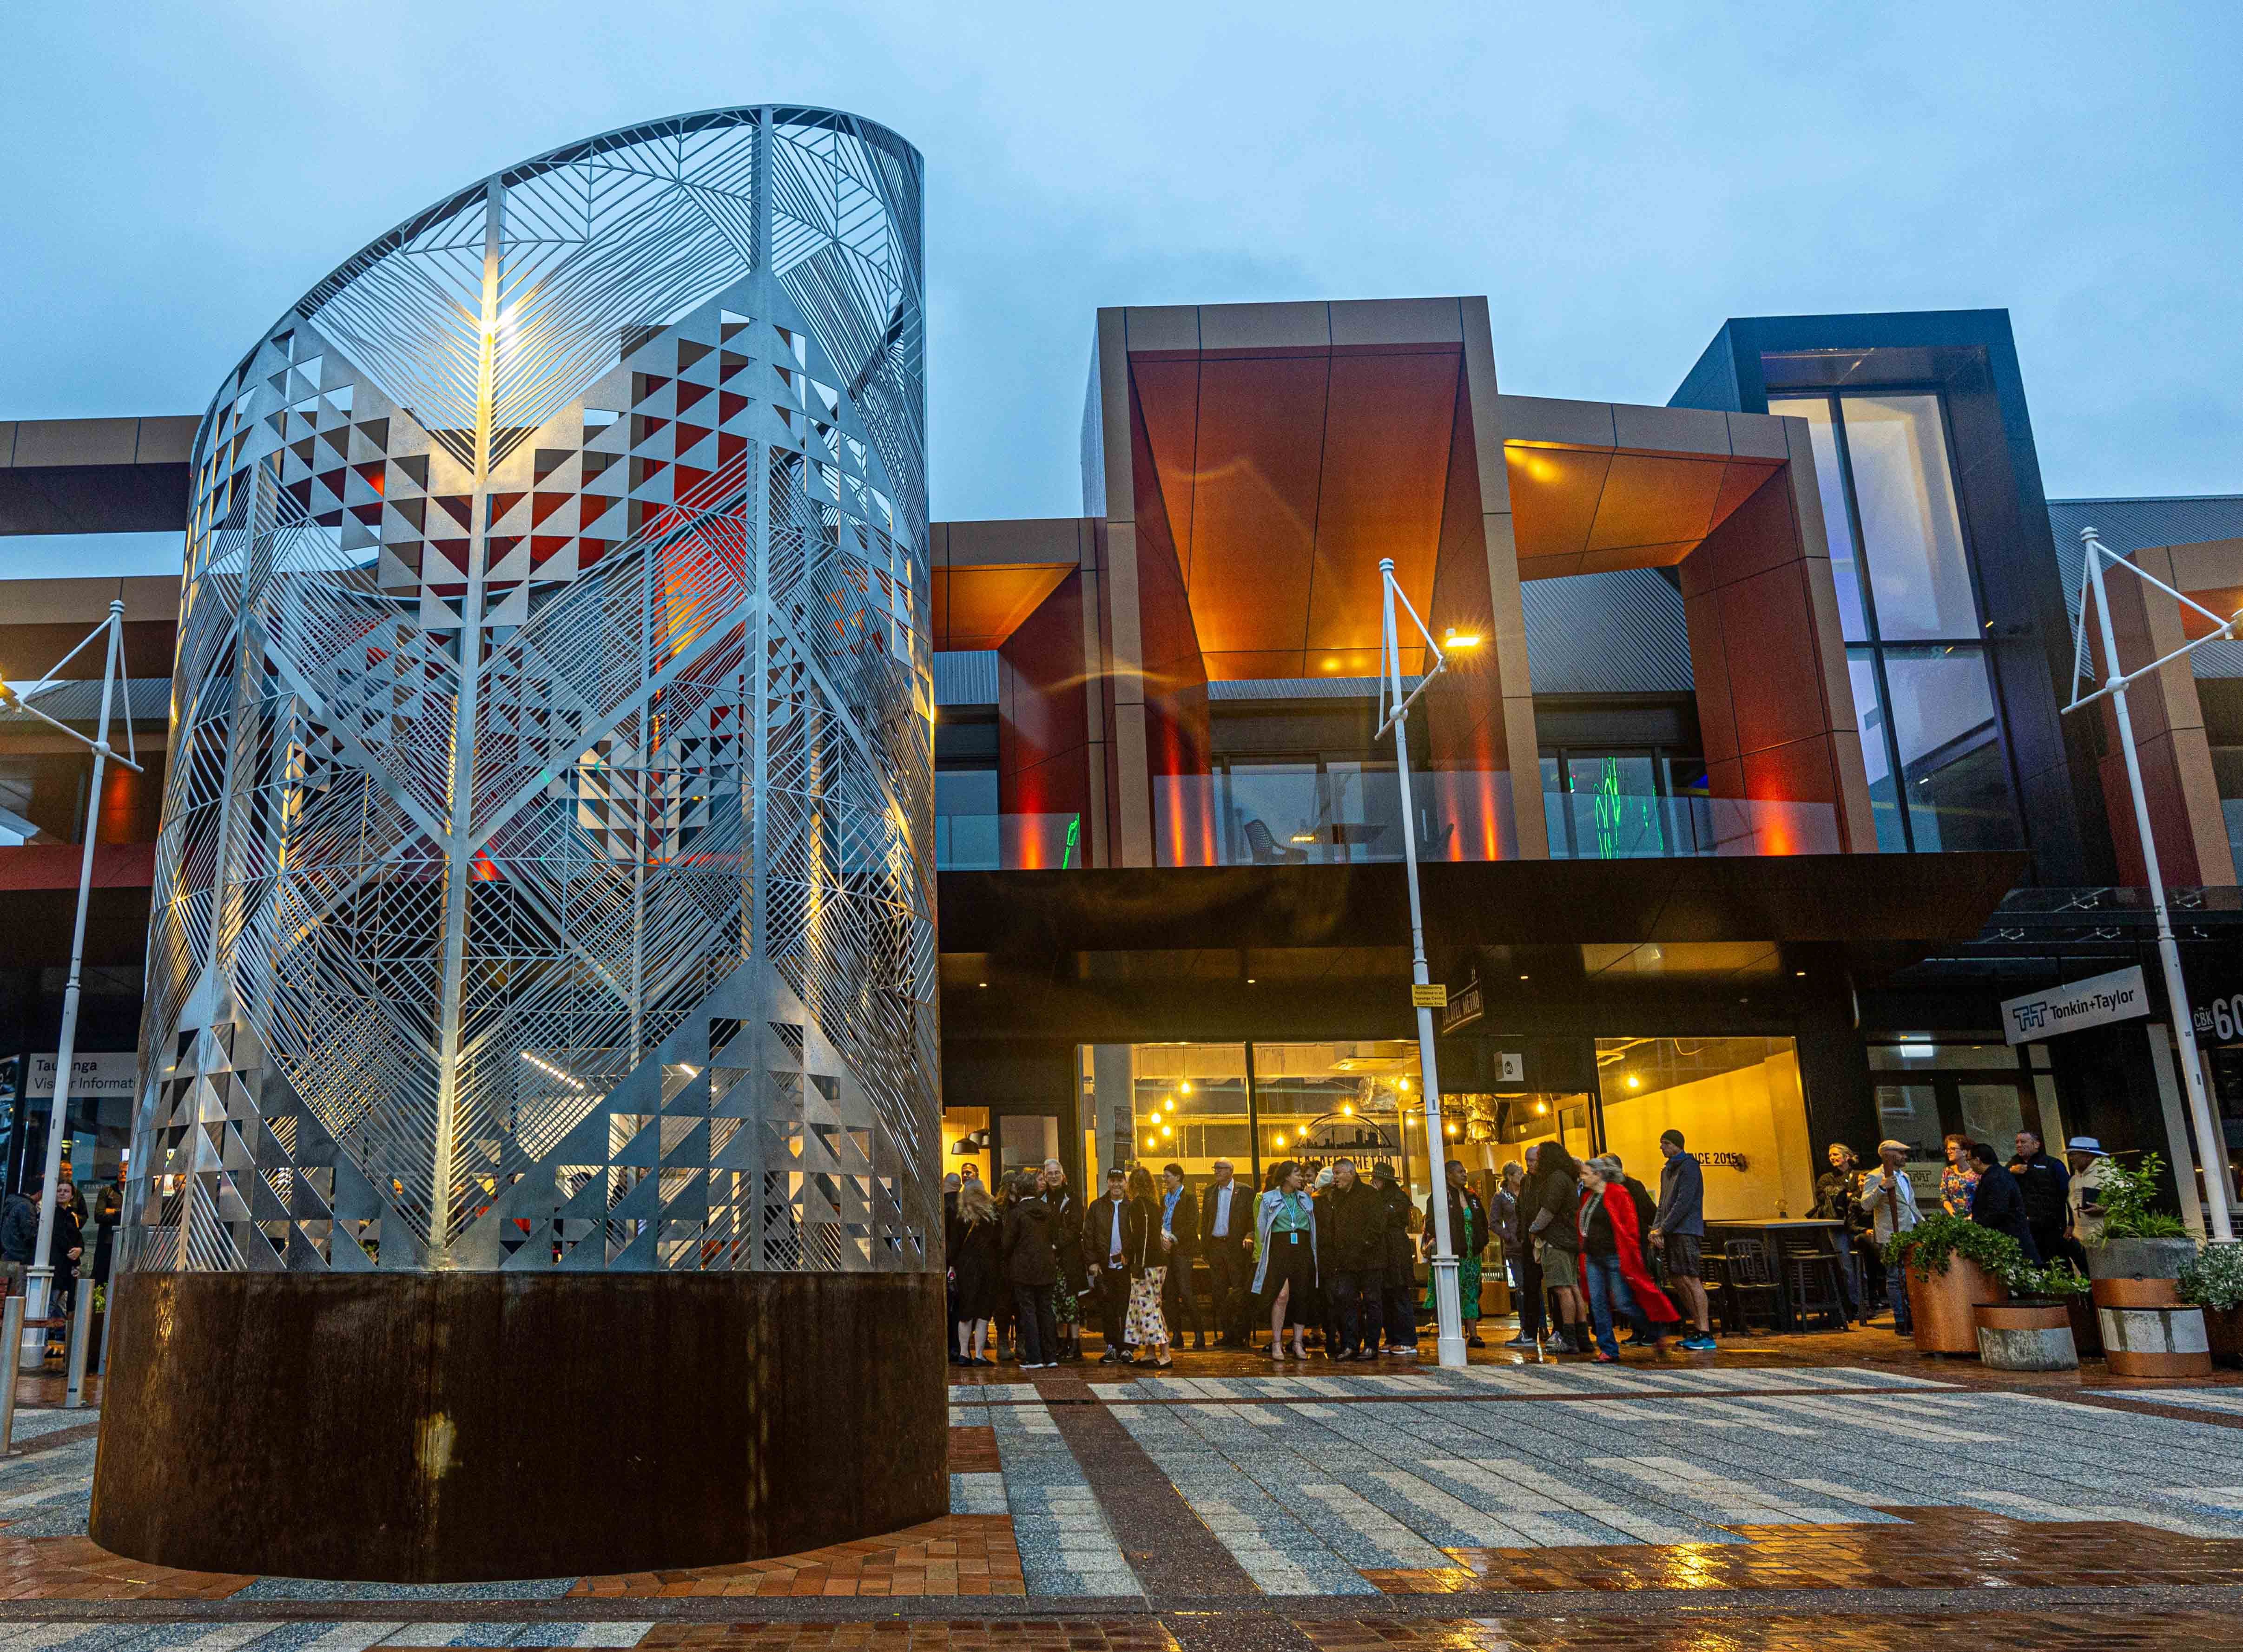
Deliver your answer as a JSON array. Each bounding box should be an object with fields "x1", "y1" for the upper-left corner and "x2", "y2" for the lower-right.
[{"x1": 1122, "y1": 1163, "x2": 1173, "y2": 1367}]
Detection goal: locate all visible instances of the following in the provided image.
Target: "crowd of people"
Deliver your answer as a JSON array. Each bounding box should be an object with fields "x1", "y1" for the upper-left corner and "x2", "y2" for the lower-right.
[
  {"x1": 1808, "y1": 1127, "x2": 2111, "y2": 1333},
  {"x1": 941, "y1": 1124, "x2": 2119, "y2": 1367},
  {"x1": 940, "y1": 1137, "x2": 1739, "y2": 1367}
]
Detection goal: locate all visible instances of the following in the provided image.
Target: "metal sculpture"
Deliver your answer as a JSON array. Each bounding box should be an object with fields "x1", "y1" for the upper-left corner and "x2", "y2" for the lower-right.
[{"x1": 127, "y1": 106, "x2": 935, "y2": 1283}]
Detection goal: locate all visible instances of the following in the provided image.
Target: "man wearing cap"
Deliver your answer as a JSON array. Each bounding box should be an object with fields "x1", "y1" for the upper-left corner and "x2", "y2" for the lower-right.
[
  {"x1": 1856, "y1": 1139, "x2": 1922, "y2": 1336},
  {"x1": 2066, "y1": 1138, "x2": 2112, "y2": 1249}
]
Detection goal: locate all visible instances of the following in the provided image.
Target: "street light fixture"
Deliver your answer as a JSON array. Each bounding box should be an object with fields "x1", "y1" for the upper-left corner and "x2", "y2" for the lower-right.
[
  {"x1": 3, "y1": 598, "x2": 142, "y2": 1368},
  {"x1": 1373, "y1": 555, "x2": 1478, "y2": 1369},
  {"x1": 2066, "y1": 527, "x2": 2241, "y2": 1240}
]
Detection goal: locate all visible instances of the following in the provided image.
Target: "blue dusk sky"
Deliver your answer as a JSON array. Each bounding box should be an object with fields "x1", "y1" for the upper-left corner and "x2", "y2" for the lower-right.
[{"x1": 2, "y1": 2, "x2": 2237, "y2": 576}]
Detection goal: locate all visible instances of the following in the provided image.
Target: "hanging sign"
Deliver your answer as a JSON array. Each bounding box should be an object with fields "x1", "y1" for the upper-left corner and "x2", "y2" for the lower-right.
[
  {"x1": 2001, "y1": 966, "x2": 2149, "y2": 1045},
  {"x1": 26, "y1": 1051, "x2": 139, "y2": 1099},
  {"x1": 1438, "y1": 977, "x2": 1484, "y2": 1034}
]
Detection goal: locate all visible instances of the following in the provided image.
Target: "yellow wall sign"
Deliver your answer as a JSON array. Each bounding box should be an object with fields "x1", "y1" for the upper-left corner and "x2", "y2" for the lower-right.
[{"x1": 1410, "y1": 984, "x2": 1449, "y2": 1008}]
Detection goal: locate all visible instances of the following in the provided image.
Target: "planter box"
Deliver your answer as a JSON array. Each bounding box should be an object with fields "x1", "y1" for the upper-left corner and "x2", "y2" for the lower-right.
[
  {"x1": 1974, "y1": 1301, "x2": 2078, "y2": 1371},
  {"x1": 2087, "y1": 1236, "x2": 2198, "y2": 1282},
  {"x1": 1907, "y1": 1257, "x2": 2008, "y2": 1355},
  {"x1": 2093, "y1": 1276, "x2": 2180, "y2": 1309},
  {"x1": 2203, "y1": 1304, "x2": 2243, "y2": 1369},
  {"x1": 2101, "y1": 1303, "x2": 2214, "y2": 1378}
]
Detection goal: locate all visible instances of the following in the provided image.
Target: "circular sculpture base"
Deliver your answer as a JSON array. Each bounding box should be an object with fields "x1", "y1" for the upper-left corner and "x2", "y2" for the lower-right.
[{"x1": 90, "y1": 1270, "x2": 946, "y2": 1583}]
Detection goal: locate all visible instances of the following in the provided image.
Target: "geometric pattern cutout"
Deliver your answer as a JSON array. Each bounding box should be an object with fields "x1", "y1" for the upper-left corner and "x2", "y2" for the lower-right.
[{"x1": 127, "y1": 106, "x2": 935, "y2": 1276}]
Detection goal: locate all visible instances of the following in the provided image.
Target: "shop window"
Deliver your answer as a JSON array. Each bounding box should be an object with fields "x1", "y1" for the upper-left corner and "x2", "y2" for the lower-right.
[
  {"x1": 1596, "y1": 1037, "x2": 1814, "y2": 1219},
  {"x1": 1252, "y1": 1042, "x2": 1417, "y2": 1195}
]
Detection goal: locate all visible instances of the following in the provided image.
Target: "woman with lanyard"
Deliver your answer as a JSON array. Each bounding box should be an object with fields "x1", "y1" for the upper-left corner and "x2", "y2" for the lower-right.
[{"x1": 1251, "y1": 1160, "x2": 1318, "y2": 1361}]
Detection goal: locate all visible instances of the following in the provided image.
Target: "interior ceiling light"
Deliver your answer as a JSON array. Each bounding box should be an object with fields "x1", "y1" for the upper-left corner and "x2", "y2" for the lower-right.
[{"x1": 1626, "y1": 1074, "x2": 1641, "y2": 1089}]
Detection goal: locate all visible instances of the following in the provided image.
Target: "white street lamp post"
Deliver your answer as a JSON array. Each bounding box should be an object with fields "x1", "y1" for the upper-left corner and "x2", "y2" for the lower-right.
[
  {"x1": 1374, "y1": 556, "x2": 1480, "y2": 1369},
  {"x1": 2067, "y1": 527, "x2": 2238, "y2": 1241},
  {"x1": 3, "y1": 599, "x2": 141, "y2": 1368}
]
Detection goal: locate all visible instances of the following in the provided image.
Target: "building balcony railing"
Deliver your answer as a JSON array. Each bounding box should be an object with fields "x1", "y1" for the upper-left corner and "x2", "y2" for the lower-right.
[
  {"x1": 934, "y1": 811, "x2": 1084, "y2": 871},
  {"x1": 1543, "y1": 790, "x2": 1842, "y2": 859}
]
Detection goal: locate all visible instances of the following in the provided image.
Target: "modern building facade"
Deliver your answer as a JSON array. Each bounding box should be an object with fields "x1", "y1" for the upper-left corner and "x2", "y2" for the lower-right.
[
  {"x1": 4, "y1": 140, "x2": 2243, "y2": 1573},
  {"x1": 81, "y1": 106, "x2": 946, "y2": 1583}
]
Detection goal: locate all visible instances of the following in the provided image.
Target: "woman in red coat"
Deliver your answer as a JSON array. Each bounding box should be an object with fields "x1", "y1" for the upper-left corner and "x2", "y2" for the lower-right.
[{"x1": 1576, "y1": 1154, "x2": 1679, "y2": 1361}]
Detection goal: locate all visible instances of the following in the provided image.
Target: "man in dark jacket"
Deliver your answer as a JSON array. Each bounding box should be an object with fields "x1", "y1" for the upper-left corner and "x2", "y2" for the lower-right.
[
  {"x1": 2010, "y1": 1130, "x2": 2081, "y2": 1271},
  {"x1": 1087, "y1": 1170, "x2": 1134, "y2": 1361},
  {"x1": 1968, "y1": 1142, "x2": 2042, "y2": 1263},
  {"x1": 1199, "y1": 1158, "x2": 1253, "y2": 1347},
  {"x1": 1001, "y1": 1172, "x2": 1062, "y2": 1367},
  {"x1": 1370, "y1": 1164, "x2": 1419, "y2": 1356},
  {"x1": 1157, "y1": 1164, "x2": 1206, "y2": 1349},
  {"x1": 0, "y1": 1179, "x2": 40, "y2": 1297},
  {"x1": 1317, "y1": 1159, "x2": 1387, "y2": 1359},
  {"x1": 1042, "y1": 1158, "x2": 1087, "y2": 1362}
]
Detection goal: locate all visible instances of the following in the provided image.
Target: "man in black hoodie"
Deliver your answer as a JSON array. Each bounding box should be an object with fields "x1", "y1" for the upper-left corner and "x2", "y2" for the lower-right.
[{"x1": 1001, "y1": 1171, "x2": 1062, "y2": 1367}]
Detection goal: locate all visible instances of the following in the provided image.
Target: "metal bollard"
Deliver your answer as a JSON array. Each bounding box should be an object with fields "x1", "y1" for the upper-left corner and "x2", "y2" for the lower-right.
[
  {"x1": 0, "y1": 1295, "x2": 22, "y2": 1455},
  {"x1": 63, "y1": 1288, "x2": 93, "y2": 1410}
]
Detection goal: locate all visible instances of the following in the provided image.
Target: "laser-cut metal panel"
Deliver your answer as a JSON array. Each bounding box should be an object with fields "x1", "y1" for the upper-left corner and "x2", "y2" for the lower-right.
[{"x1": 125, "y1": 106, "x2": 935, "y2": 1277}]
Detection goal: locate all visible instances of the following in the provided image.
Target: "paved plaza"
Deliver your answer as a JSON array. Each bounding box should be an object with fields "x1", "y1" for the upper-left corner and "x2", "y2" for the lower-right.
[{"x1": 7, "y1": 1337, "x2": 2243, "y2": 1647}]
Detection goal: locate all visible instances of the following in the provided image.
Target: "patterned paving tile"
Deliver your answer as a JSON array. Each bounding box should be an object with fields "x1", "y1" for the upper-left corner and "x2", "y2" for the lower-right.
[
  {"x1": 1299, "y1": 1610, "x2": 2243, "y2": 1650},
  {"x1": 569, "y1": 1515, "x2": 1022, "y2": 1599}
]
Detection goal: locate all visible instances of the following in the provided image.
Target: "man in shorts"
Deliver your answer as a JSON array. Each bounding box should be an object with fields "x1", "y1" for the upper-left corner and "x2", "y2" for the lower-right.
[{"x1": 1651, "y1": 1130, "x2": 1716, "y2": 1350}]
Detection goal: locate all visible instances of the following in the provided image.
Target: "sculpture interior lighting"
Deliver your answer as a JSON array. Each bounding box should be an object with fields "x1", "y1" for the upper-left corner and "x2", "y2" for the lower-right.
[{"x1": 125, "y1": 106, "x2": 935, "y2": 1283}]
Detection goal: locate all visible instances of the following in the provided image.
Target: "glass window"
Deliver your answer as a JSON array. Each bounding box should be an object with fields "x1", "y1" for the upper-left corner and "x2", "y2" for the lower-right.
[
  {"x1": 1319, "y1": 760, "x2": 1402, "y2": 862},
  {"x1": 1253, "y1": 1041, "x2": 1422, "y2": 1201},
  {"x1": 1882, "y1": 646, "x2": 2021, "y2": 849},
  {"x1": 1595, "y1": 1036, "x2": 1814, "y2": 1220},
  {"x1": 1957, "y1": 1083, "x2": 2026, "y2": 1152},
  {"x1": 1769, "y1": 395, "x2": 1868, "y2": 640},
  {"x1": 1222, "y1": 763, "x2": 1320, "y2": 864},
  {"x1": 1846, "y1": 652, "x2": 1907, "y2": 852},
  {"x1": 1840, "y1": 395, "x2": 1977, "y2": 640},
  {"x1": 1084, "y1": 1043, "x2": 1252, "y2": 1185},
  {"x1": 934, "y1": 768, "x2": 998, "y2": 869}
]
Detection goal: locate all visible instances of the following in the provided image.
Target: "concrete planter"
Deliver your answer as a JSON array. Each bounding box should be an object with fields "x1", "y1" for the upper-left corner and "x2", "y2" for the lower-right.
[
  {"x1": 2087, "y1": 1237, "x2": 2198, "y2": 1283},
  {"x1": 1973, "y1": 1301, "x2": 2078, "y2": 1371},
  {"x1": 2100, "y1": 1303, "x2": 2214, "y2": 1378},
  {"x1": 1907, "y1": 1257, "x2": 2007, "y2": 1355}
]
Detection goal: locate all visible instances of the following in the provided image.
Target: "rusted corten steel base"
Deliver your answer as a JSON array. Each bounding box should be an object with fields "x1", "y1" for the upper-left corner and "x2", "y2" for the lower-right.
[{"x1": 89, "y1": 1270, "x2": 946, "y2": 1583}]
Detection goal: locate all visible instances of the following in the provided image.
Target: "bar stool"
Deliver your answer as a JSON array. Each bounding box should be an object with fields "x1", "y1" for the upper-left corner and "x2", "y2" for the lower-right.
[{"x1": 1708, "y1": 1237, "x2": 1781, "y2": 1335}]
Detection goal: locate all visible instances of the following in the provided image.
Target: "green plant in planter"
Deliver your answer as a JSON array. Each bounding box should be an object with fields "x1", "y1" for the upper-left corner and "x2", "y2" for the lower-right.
[
  {"x1": 2004, "y1": 1261, "x2": 2091, "y2": 1301},
  {"x1": 2098, "y1": 1152, "x2": 2190, "y2": 1239},
  {"x1": 1883, "y1": 1212, "x2": 2025, "y2": 1280},
  {"x1": 2178, "y1": 1243, "x2": 2243, "y2": 1310}
]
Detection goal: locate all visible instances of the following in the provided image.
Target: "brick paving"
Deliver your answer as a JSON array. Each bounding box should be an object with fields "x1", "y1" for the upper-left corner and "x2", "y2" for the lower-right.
[
  {"x1": 572, "y1": 1517, "x2": 1027, "y2": 1599},
  {"x1": 5, "y1": 1331, "x2": 2243, "y2": 1644},
  {"x1": 1299, "y1": 1609, "x2": 2243, "y2": 1650}
]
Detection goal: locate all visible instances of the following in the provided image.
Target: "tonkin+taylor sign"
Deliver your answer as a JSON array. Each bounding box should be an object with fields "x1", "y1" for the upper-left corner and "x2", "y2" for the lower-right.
[{"x1": 2000, "y1": 966, "x2": 2150, "y2": 1045}]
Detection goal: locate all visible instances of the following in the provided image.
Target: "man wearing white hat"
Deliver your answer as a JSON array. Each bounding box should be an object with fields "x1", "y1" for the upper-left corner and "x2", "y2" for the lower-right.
[
  {"x1": 1857, "y1": 1140, "x2": 1922, "y2": 1336},
  {"x1": 2065, "y1": 1138, "x2": 2111, "y2": 1248}
]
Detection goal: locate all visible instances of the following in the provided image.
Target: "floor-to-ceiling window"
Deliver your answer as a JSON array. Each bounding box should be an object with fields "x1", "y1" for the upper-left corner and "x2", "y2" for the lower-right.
[{"x1": 1771, "y1": 392, "x2": 2023, "y2": 852}]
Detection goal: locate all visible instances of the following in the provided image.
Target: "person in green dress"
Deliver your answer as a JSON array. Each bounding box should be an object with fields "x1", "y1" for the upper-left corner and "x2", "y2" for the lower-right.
[{"x1": 1421, "y1": 1157, "x2": 1492, "y2": 1347}]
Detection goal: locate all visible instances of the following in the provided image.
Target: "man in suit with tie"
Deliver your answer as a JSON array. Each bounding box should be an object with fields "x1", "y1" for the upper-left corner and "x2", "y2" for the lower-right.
[
  {"x1": 1158, "y1": 1163, "x2": 1207, "y2": 1349},
  {"x1": 1197, "y1": 1158, "x2": 1252, "y2": 1349}
]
